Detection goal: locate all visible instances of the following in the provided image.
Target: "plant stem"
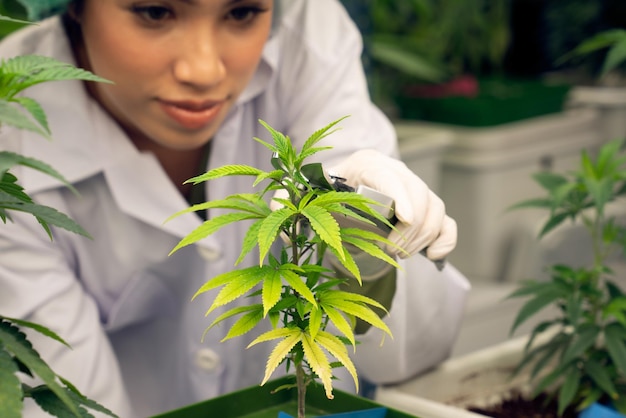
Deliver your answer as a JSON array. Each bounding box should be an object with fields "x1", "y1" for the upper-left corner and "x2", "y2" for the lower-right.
[{"x1": 296, "y1": 361, "x2": 307, "y2": 418}]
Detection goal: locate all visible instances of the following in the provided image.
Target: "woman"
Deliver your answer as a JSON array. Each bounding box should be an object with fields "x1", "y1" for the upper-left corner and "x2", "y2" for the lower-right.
[{"x1": 0, "y1": 0, "x2": 469, "y2": 416}]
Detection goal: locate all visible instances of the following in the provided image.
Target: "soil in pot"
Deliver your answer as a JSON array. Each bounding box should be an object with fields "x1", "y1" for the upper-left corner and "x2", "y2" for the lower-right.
[{"x1": 467, "y1": 391, "x2": 578, "y2": 418}]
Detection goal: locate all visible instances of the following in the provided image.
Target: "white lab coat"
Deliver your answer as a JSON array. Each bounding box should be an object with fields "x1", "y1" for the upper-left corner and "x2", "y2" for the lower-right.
[{"x1": 0, "y1": 1, "x2": 470, "y2": 417}]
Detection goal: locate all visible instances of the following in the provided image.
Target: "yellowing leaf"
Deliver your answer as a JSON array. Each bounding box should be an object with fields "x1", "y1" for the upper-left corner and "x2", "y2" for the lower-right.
[
  {"x1": 260, "y1": 329, "x2": 303, "y2": 385},
  {"x1": 327, "y1": 245, "x2": 361, "y2": 283},
  {"x1": 315, "y1": 330, "x2": 359, "y2": 392},
  {"x1": 208, "y1": 268, "x2": 267, "y2": 313},
  {"x1": 247, "y1": 327, "x2": 300, "y2": 348},
  {"x1": 319, "y1": 304, "x2": 356, "y2": 348},
  {"x1": 325, "y1": 298, "x2": 391, "y2": 338},
  {"x1": 192, "y1": 266, "x2": 263, "y2": 301},
  {"x1": 301, "y1": 332, "x2": 334, "y2": 399}
]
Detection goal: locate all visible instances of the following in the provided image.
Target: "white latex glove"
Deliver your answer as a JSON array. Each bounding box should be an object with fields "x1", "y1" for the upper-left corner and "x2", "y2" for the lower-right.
[{"x1": 328, "y1": 149, "x2": 457, "y2": 262}]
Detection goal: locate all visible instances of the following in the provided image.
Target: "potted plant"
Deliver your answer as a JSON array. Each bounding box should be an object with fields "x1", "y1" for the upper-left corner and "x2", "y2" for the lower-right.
[
  {"x1": 365, "y1": 0, "x2": 572, "y2": 127},
  {"x1": 375, "y1": 137, "x2": 626, "y2": 418},
  {"x1": 163, "y1": 117, "x2": 419, "y2": 418},
  {"x1": 0, "y1": 13, "x2": 118, "y2": 418}
]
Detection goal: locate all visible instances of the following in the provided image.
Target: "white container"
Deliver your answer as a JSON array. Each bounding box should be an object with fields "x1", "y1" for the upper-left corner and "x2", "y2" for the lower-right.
[
  {"x1": 450, "y1": 283, "x2": 559, "y2": 358},
  {"x1": 395, "y1": 123, "x2": 454, "y2": 195},
  {"x1": 375, "y1": 332, "x2": 556, "y2": 418},
  {"x1": 568, "y1": 85, "x2": 626, "y2": 143},
  {"x1": 429, "y1": 108, "x2": 602, "y2": 283}
]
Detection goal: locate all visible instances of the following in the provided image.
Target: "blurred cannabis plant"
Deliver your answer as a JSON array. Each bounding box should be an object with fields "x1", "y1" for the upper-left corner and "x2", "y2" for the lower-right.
[
  {"x1": 0, "y1": 14, "x2": 117, "y2": 418},
  {"x1": 509, "y1": 138, "x2": 626, "y2": 416},
  {"x1": 168, "y1": 117, "x2": 401, "y2": 418}
]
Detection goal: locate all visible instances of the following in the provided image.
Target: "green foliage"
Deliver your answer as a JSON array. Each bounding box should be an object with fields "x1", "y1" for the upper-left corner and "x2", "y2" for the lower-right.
[
  {"x1": 0, "y1": 316, "x2": 118, "y2": 418},
  {"x1": 560, "y1": 28, "x2": 626, "y2": 80},
  {"x1": 0, "y1": 53, "x2": 111, "y2": 239},
  {"x1": 169, "y1": 118, "x2": 400, "y2": 417},
  {"x1": 0, "y1": 16, "x2": 116, "y2": 417},
  {"x1": 508, "y1": 138, "x2": 626, "y2": 416}
]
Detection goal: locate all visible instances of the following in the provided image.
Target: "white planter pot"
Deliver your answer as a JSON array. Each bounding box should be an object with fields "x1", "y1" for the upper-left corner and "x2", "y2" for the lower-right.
[
  {"x1": 568, "y1": 85, "x2": 626, "y2": 143},
  {"x1": 403, "y1": 108, "x2": 603, "y2": 283},
  {"x1": 395, "y1": 123, "x2": 454, "y2": 196},
  {"x1": 375, "y1": 333, "x2": 551, "y2": 418}
]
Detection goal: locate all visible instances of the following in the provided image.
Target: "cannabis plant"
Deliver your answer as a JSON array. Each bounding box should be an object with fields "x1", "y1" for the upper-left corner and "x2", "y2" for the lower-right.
[
  {"x1": 168, "y1": 117, "x2": 402, "y2": 418},
  {"x1": 559, "y1": 28, "x2": 626, "y2": 80},
  {"x1": 508, "y1": 138, "x2": 626, "y2": 416},
  {"x1": 0, "y1": 14, "x2": 117, "y2": 417}
]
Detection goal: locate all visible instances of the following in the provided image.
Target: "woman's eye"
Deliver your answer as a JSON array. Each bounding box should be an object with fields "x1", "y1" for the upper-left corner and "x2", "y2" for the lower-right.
[
  {"x1": 227, "y1": 6, "x2": 266, "y2": 23},
  {"x1": 131, "y1": 6, "x2": 172, "y2": 23}
]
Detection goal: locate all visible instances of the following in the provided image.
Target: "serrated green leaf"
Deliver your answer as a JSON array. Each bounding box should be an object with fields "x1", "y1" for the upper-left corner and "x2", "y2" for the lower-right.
[
  {"x1": 169, "y1": 212, "x2": 259, "y2": 254},
  {"x1": 257, "y1": 208, "x2": 294, "y2": 264},
  {"x1": 56, "y1": 377, "x2": 118, "y2": 417},
  {"x1": 281, "y1": 269, "x2": 316, "y2": 307},
  {"x1": 605, "y1": 323, "x2": 626, "y2": 377},
  {"x1": 602, "y1": 38, "x2": 626, "y2": 77},
  {"x1": 301, "y1": 205, "x2": 342, "y2": 254},
  {"x1": 222, "y1": 310, "x2": 264, "y2": 342},
  {"x1": 322, "y1": 299, "x2": 391, "y2": 337},
  {"x1": 13, "y1": 96, "x2": 49, "y2": 134},
  {"x1": 314, "y1": 330, "x2": 358, "y2": 391},
  {"x1": 301, "y1": 332, "x2": 334, "y2": 399},
  {"x1": 164, "y1": 194, "x2": 268, "y2": 223},
  {"x1": 0, "y1": 99, "x2": 49, "y2": 138},
  {"x1": 532, "y1": 364, "x2": 569, "y2": 398},
  {"x1": 585, "y1": 358, "x2": 618, "y2": 398},
  {"x1": 192, "y1": 266, "x2": 264, "y2": 300},
  {"x1": 341, "y1": 234, "x2": 399, "y2": 270},
  {"x1": 262, "y1": 268, "x2": 282, "y2": 316},
  {"x1": 203, "y1": 304, "x2": 261, "y2": 332},
  {"x1": 184, "y1": 165, "x2": 264, "y2": 185},
  {"x1": 327, "y1": 245, "x2": 360, "y2": 282},
  {"x1": 298, "y1": 117, "x2": 348, "y2": 165},
  {"x1": 0, "y1": 316, "x2": 70, "y2": 348},
  {"x1": 325, "y1": 290, "x2": 387, "y2": 312},
  {"x1": 561, "y1": 325, "x2": 600, "y2": 365},
  {"x1": 558, "y1": 367, "x2": 580, "y2": 416},
  {"x1": 0, "y1": 152, "x2": 76, "y2": 194},
  {"x1": 28, "y1": 386, "x2": 88, "y2": 418},
  {"x1": 507, "y1": 197, "x2": 553, "y2": 212},
  {"x1": 538, "y1": 212, "x2": 571, "y2": 238},
  {"x1": 235, "y1": 219, "x2": 263, "y2": 265},
  {"x1": 0, "y1": 322, "x2": 80, "y2": 417},
  {"x1": 534, "y1": 171, "x2": 570, "y2": 192},
  {"x1": 0, "y1": 197, "x2": 91, "y2": 239},
  {"x1": 510, "y1": 288, "x2": 566, "y2": 335},
  {"x1": 0, "y1": 343, "x2": 22, "y2": 418},
  {"x1": 309, "y1": 307, "x2": 323, "y2": 340}
]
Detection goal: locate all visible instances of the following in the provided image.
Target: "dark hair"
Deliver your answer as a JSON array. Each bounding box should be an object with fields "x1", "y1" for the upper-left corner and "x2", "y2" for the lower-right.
[{"x1": 67, "y1": 0, "x2": 84, "y2": 17}]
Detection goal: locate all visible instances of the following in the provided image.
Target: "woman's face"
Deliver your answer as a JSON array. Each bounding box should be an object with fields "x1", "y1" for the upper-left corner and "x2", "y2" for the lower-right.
[{"x1": 78, "y1": 0, "x2": 273, "y2": 151}]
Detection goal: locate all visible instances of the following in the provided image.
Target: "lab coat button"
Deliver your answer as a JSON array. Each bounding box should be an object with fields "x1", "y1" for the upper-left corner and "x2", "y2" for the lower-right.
[
  {"x1": 197, "y1": 246, "x2": 221, "y2": 261},
  {"x1": 195, "y1": 348, "x2": 220, "y2": 371}
]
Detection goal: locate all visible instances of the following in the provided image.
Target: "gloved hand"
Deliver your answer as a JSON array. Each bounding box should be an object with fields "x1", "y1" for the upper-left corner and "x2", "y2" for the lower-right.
[{"x1": 327, "y1": 149, "x2": 457, "y2": 262}]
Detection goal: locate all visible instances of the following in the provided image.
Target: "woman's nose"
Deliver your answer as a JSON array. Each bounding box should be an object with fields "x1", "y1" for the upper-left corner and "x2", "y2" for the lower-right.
[{"x1": 173, "y1": 31, "x2": 226, "y2": 89}]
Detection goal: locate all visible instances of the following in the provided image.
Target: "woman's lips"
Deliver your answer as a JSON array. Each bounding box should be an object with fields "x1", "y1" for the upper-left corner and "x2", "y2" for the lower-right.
[{"x1": 159, "y1": 99, "x2": 224, "y2": 130}]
